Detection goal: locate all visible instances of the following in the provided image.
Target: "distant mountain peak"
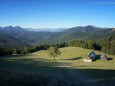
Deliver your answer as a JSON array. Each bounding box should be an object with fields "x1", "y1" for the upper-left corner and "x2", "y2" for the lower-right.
[
  {"x1": 5, "y1": 26, "x2": 22, "y2": 28},
  {"x1": 0, "y1": 26, "x2": 28, "y2": 32},
  {"x1": 15, "y1": 26, "x2": 21, "y2": 28},
  {"x1": 64, "y1": 25, "x2": 100, "y2": 33},
  {"x1": 85, "y1": 25, "x2": 96, "y2": 28},
  {"x1": 5, "y1": 26, "x2": 13, "y2": 28}
]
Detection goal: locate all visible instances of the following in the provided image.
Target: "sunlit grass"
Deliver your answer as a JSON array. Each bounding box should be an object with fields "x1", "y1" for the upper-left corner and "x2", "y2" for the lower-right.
[{"x1": 30, "y1": 47, "x2": 115, "y2": 69}]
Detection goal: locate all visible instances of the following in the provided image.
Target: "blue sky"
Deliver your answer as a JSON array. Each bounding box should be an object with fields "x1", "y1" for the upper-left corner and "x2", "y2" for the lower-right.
[{"x1": 0, "y1": 0, "x2": 115, "y2": 28}]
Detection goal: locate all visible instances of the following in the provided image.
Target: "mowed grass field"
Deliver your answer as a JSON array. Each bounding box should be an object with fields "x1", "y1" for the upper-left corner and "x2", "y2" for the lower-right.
[{"x1": 0, "y1": 47, "x2": 115, "y2": 86}]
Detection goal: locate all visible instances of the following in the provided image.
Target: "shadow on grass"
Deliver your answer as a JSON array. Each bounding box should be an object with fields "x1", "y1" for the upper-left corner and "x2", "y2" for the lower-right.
[
  {"x1": 0, "y1": 54, "x2": 27, "y2": 58},
  {"x1": 0, "y1": 57, "x2": 115, "y2": 86},
  {"x1": 107, "y1": 58, "x2": 113, "y2": 60},
  {"x1": 93, "y1": 55, "x2": 113, "y2": 62},
  {"x1": 12, "y1": 54, "x2": 27, "y2": 57},
  {"x1": 95, "y1": 55, "x2": 101, "y2": 60},
  {"x1": 62, "y1": 57, "x2": 82, "y2": 60}
]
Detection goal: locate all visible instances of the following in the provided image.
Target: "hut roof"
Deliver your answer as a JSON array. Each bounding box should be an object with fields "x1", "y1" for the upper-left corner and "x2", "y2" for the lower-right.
[
  {"x1": 84, "y1": 51, "x2": 96, "y2": 62},
  {"x1": 88, "y1": 51, "x2": 96, "y2": 58}
]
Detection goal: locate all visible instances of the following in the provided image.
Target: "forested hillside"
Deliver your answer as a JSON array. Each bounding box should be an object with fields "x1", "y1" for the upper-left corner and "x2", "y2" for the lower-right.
[
  {"x1": 0, "y1": 25, "x2": 114, "y2": 46},
  {"x1": 0, "y1": 26, "x2": 115, "y2": 56}
]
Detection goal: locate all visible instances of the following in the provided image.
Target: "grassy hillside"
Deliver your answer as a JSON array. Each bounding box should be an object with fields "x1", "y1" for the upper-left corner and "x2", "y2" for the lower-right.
[
  {"x1": 32, "y1": 47, "x2": 115, "y2": 69},
  {"x1": 0, "y1": 47, "x2": 115, "y2": 86}
]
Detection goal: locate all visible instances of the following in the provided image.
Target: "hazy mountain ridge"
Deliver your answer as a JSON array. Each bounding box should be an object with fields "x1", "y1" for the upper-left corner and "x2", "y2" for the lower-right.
[
  {"x1": 0, "y1": 25, "x2": 114, "y2": 47},
  {"x1": 64, "y1": 25, "x2": 102, "y2": 33}
]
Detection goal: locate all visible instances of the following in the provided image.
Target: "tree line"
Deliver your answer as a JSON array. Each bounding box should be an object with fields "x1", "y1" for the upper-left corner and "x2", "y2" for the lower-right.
[
  {"x1": 65, "y1": 40, "x2": 115, "y2": 55},
  {"x1": 0, "y1": 45, "x2": 49, "y2": 56},
  {"x1": 0, "y1": 36, "x2": 115, "y2": 56}
]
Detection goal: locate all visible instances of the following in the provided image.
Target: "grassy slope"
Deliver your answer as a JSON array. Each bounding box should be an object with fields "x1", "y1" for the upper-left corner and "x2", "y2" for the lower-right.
[
  {"x1": 0, "y1": 47, "x2": 115, "y2": 86},
  {"x1": 33, "y1": 47, "x2": 115, "y2": 69}
]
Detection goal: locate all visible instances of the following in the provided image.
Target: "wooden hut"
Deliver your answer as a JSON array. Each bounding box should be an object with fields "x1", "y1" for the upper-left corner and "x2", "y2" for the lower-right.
[
  {"x1": 84, "y1": 51, "x2": 96, "y2": 62},
  {"x1": 100, "y1": 54, "x2": 107, "y2": 61}
]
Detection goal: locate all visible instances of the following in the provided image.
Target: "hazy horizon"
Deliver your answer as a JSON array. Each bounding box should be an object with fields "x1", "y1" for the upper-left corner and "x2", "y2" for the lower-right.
[{"x1": 0, "y1": 24, "x2": 114, "y2": 29}]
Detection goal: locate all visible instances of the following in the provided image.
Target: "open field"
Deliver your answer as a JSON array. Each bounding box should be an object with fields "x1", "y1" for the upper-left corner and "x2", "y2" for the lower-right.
[{"x1": 0, "y1": 47, "x2": 115, "y2": 86}]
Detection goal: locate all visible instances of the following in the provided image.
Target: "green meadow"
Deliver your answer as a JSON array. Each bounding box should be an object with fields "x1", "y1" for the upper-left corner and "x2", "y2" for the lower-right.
[{"x1": 0, "y1": 47, "x2": 115, "y2": 86}]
